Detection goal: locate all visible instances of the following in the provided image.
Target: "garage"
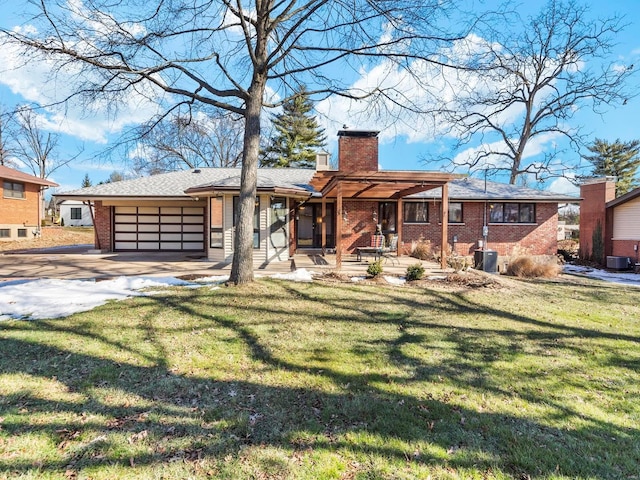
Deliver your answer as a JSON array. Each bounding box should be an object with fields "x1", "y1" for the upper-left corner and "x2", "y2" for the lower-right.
[{"x1": 113, "y1": 205, "x2": 204, "y2": 251}]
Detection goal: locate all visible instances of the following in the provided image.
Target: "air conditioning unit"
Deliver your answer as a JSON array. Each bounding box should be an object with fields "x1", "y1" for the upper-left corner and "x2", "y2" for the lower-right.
[{"x1": 606, "y1": 256, "x2": 631, "y2": 270}]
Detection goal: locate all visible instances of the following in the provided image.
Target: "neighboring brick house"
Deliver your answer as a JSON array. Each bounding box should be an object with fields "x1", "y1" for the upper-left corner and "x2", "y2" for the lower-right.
[
  {"x1": 580, "y1": 177, "x2": 640, "y2": 265},
  {"x1": 0, "y1": 165, "x2": 58, "y2": 241},
  {"x1": 56, "y1": 130, "x2": 576, "y2": 267}
]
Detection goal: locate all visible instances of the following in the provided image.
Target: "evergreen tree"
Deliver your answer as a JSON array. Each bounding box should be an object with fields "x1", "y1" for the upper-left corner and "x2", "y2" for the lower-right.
[
  {"x1": 81, "y1": 173, "x2": 92, "y2": 188},
  {"x1": 260, "y1": 87, "x2": 326, "y2": 168},
  {"x1": 583, "y1": 138, "x2": 640, "y2": 196}
]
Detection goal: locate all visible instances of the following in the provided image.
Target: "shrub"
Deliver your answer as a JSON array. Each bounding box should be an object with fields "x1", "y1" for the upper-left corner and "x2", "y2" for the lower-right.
[
  {"x1": 557, "y1": 239, "x2": 579, "y2": 262},
  {"x1": 591, "y1": 220, "x2": 604, "y2": 264},
  {"x1": 506, "y1": 256, "x2": 561, "y2": 278},
  {"x1": 447, "y1": 253, "x2": 471, "y2": 273},
  {"x1": 406, "y1": 263, "x2": 425, "y2": 281},
  {"x1": 411, "y1": 238, "x2": 432, "y2": 260},
  {"x1": 367, "y1": 259, "x2": 383, "y2": 277}
]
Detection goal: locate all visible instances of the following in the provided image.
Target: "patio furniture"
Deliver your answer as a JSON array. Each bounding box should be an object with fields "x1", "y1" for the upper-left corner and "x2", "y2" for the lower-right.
[
  {"x1": 381, "y1": 234, "x2": 399, "y2": 265},
  {"x1": 356, "y1": 234, "x2": 385, "y2": 262}
]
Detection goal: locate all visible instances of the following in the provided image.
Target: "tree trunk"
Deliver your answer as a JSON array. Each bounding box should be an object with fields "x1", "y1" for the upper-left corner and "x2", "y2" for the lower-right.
[{"x1": 229, "y1": 82, "x2": 265, "y2": 285}]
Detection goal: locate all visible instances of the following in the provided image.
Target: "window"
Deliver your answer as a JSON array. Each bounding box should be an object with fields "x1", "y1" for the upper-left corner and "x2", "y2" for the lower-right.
[
  {"x1": 438, "y1": 202, "x2": 463, "y2": 223},
  {"x1": 0, "y1": 229, "x2": 10, "y2": 238},
  {"x1": 233, "y1": 196, "x2": 260, "y2": 248},
  {"x1": 18, "y1": 229, "x2": 27, "y2": 238},
  {"x1": 403, "y1": 202, "x2": 429, "y2": 223},
  {"x1": 448, "y1": 202, "x2": 463, "y2": 223},
  {"x1": 70, "y1": 207, "x2": 82, "y2": 220},
  {"x1": 210, "y1": 197, "x2": 224, "y2": 248},
  {"x1": 378, "y1": 202, "x2": 396, "y2": 233},
  {"x1": 270, "y1": 197, "x2": 288, "y2": 249},
  {"x1": 3, "y1": 181, "x2": 25, "y2": 199},
  {"x1": 489, "y1": 203, "x2": 536, "y2": 223}
]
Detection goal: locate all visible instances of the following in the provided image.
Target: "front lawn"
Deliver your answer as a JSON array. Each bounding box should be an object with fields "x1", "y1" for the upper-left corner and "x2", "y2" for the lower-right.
[{"x1": 1, "y1": 276, "x2": 639, "y2": 479}]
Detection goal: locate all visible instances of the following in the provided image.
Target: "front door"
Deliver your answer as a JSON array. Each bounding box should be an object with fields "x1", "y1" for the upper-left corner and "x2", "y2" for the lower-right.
[{"x1": 296, "y1": 204, "x2": 334, "y2": 249}]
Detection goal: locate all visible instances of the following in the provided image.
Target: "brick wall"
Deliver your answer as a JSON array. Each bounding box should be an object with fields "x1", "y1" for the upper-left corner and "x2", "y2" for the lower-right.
[
  {"x1": 579, "y1": 179, "x2": 615, "y2": 262},
  {"x1": 340, "y1": 200, "x2": 379, "y2": 251},
  {"x1": 93, "y1": 201, "x2": 112, "y2": 251},
  {"x1": 335, "y1": 131, "x2": 383, "y2": 253},
  {"x1": 338, "y1": 131, "x2": 379, "y2": 172},
  {"x1": 0, "y1": 182, "x2": 41, "y2": 226},
  {"x1": 399, "y1": 202, "x2": 558, "y2": 257},
  {"x1": 338, "y1": 200, "x2": 558, "y2": 256},
  {"x1": 612, "y1": 239, "x2": 640, "y2": 261}
]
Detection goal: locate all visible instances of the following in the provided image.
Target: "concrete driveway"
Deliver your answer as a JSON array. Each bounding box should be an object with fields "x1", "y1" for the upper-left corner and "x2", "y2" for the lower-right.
[
  {"x1": 0, "y1": 246, "x2": 250, "y2": 281},
  {"x1": 0, "y1": 245, "x2": 443, "y2": 281}
]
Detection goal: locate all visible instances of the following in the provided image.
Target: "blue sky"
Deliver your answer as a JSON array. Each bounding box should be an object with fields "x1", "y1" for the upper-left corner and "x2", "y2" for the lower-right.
[{"x1": 0, "y1": 0, "x2": 638, "y2": 197}]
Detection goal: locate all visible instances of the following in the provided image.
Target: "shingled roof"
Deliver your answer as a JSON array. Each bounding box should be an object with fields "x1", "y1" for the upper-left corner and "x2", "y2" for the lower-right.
[
  {"x1": 0, "y1": 165, "x2": 58, "y2": 187},
  {"x1": 408, "y1": 177, "x2": 578, "y2": 202},
  {"x1": 56, "y1": 168, "x2": 578, "y2": 203},
  {"x1": 57, "y1": 168, "x2": 317, "y2": 199}
]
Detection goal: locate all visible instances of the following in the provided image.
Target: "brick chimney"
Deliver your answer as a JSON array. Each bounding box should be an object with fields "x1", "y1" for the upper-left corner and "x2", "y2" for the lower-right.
[
  {"x1": 579, "y1": 177, "x2": 616, "y2": 262},
  {"x1": 337, "y1": 129, "x2": 379, "y2": 173}
]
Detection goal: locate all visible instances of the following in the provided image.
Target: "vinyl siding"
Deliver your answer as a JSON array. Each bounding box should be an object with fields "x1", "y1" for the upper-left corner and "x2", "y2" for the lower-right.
[{"x1": 612, "y1": 196, "x2": 640, "y2": 239}]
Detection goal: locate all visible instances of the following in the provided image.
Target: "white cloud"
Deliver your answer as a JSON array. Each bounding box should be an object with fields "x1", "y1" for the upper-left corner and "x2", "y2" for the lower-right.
[
  {"x1": 0, "y1": 17, "x2": 162, "y2": 144},
  {"x1": 548, "y1": 176, "x2": 579, "y2": 195},
  {"x1": 315, "y1": 58, "x2": 444, "y2": 144},
  {"x1": 314, "y1": 30, "x2": 578, "y2": 171},
  {"x1": 314, "y1": 34, "x2": 518, "y2": 146}
]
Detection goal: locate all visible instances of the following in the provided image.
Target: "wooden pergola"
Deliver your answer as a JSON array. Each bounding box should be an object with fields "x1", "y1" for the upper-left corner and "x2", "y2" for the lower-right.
[{"x1": 310, "y1": 170, "x2": 461, "y2": 269}]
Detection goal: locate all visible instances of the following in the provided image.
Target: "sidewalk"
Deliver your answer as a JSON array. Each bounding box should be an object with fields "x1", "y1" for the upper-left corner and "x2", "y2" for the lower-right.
[{"x1": 0, "y1": 246, "x2": 448, "y2": 281}]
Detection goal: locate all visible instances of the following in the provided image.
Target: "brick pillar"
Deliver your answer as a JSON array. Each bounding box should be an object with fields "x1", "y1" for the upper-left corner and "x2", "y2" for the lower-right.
[
  {"x1": 93, "y1": 201, "x2": 113, "y2": 251},
  {"x1": 337, "y1": 130, "x2": 379, "y2": 173},
  {"x1": 579, "y1": 178, "x2": 615, "y2": 263}
]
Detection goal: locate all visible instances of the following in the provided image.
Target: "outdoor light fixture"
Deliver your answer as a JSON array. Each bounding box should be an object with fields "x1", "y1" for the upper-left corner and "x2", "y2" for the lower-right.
[
  {"x1": 372, "y1": 207, "x2": 377, "y2": 222},
  {"x1": 342, "y1": 207, "x2": 348, "y2": 223}
]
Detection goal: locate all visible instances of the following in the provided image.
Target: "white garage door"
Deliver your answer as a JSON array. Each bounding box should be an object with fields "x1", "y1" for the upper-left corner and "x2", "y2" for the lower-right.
[{"x1": 114, "y1": 206, "x2": 204, "y2": 251}]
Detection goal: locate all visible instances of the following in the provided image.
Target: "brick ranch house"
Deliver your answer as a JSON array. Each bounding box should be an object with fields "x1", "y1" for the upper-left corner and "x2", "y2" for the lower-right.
[
  {"x1": 0, "y1": 165, "x2": 58, "y2": 241},
  {"x1": 580, "y1": 177, "x2": 640, "y2": 265},
  {"x1": 56, "y1": 130, "x2": 576, "y2": 268}
]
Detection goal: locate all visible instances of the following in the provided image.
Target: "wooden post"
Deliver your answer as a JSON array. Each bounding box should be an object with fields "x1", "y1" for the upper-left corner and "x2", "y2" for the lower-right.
[
  {"x1": 336, "y1": 183, "x2": 343, "y2": 269},
  {"x1": 321, "y1": 198, "x2": 327, "y2": 254},
  {"x1": 441, "y1": 183, "x2": 449, "y2": 270},
  {"x1": 396, "y1": 197, "x2": 403, "y2": 258}
]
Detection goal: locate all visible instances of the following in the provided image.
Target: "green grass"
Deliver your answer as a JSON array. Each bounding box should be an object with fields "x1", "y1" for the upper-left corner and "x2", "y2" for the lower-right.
[{"x1": 1, "y1": 276, "x2": 639, "y2": 479}]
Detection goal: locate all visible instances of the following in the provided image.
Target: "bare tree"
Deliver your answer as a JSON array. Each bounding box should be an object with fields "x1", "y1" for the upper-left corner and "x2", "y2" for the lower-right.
[
  {"x1": 131, "y1": 109, "x2": 244, "y2": 175},
  {"x1": 0, "y1": 107, "x2": 18, "y2": 168},
  {"x1": 12, "y1": 108, "x2": 74, "y2": 179},
  {"x1": 4, "y1": 0, "x2": 472, "y2": 284},
  {"x1": 0, "y1": 113, "x2": 11, "y2": 167},
  {"x1": 429, "y1": 0, "x2": 635, "y2": 184}
]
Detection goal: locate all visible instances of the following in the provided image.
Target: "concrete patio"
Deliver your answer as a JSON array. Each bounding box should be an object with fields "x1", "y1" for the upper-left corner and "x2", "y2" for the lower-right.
[{"x1": 0, "y1": 246, "x2": 449, "y2": 281}]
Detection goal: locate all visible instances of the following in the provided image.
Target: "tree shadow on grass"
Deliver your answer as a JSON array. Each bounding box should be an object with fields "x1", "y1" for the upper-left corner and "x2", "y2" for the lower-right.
[{"x1": 0, "y1": 280, "x2": 639, "y2": 478}]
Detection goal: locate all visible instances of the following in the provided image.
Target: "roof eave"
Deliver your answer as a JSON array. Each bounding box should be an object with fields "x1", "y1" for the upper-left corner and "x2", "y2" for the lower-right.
[
  {"x1": 54, "y1": 195, "x2": 195, "y2": 202},
  {"x1": 184, "y1": 185, "x2": 314, "y2": 197},
  {"x1": 407, "y1": 195, "x2": 581, "y2": 202},
  {"x1": 606, "y1": 187, "x2": 640, "y2": 209},
  {"x1": 3, "y1": 175, "x2": 59, "y2": 187}
]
